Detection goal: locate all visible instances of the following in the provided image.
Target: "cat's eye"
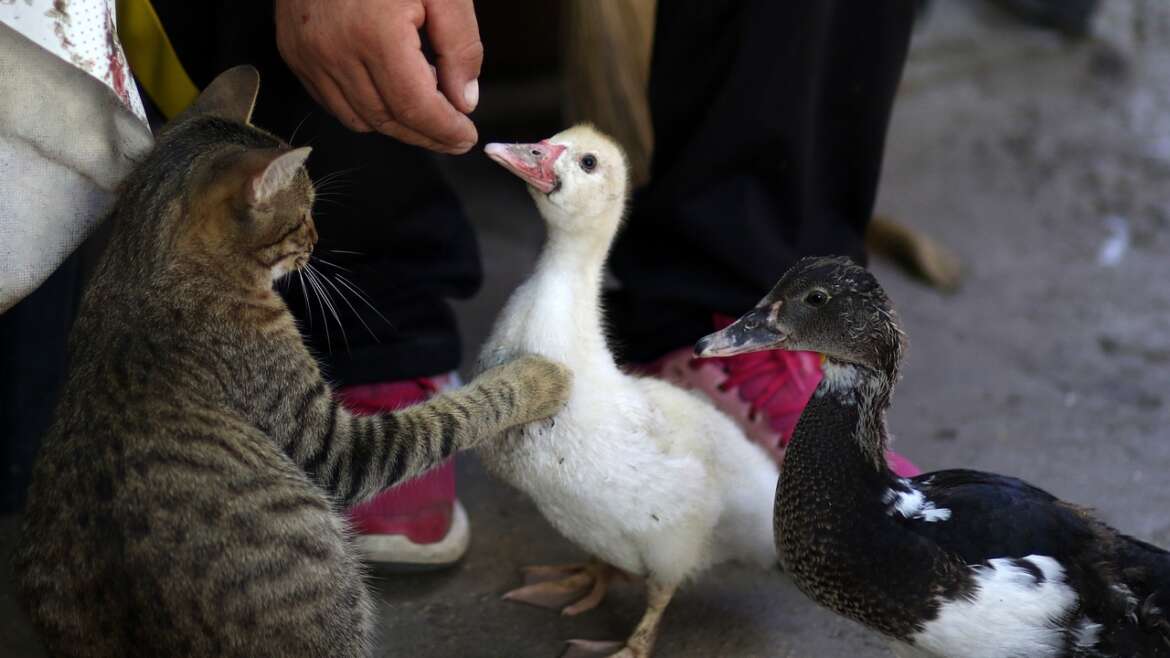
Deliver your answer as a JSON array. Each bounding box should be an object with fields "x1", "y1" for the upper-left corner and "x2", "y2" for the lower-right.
[
  {"x1": 580, "y1": 154, "x2": 597, "y2": 172},
  {"x1": 804, "y1": 290, "x2": 830, "y2": 307}
]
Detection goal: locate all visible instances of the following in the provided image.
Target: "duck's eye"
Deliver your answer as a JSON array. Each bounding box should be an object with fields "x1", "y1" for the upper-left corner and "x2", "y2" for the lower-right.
[
  {"x1": 804, "y1": 290, "x2": 830, "y2": 307},
  {"x1": 580, "y1": 154, "x2": 598, "y2": 172}
]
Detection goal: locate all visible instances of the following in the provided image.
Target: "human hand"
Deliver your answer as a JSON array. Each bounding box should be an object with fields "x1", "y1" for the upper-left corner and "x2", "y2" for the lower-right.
[{"x1": 274, "y1": 0, "x2": 482, "y2": 154}]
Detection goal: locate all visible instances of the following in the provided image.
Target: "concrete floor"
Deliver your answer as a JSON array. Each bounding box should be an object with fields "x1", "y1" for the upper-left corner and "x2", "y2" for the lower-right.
[{"x1": 6, "y1": 3, "x2": 1170, "y2": 656}]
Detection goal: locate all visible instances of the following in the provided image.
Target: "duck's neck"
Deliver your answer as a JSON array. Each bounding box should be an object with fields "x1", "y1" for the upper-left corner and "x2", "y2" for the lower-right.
[
  {"x1": 776, "y1": 358, "x2": 901, "y2": 547},
  {"x1": 778, "y1": 355, "x2": 959, "y2": 639},
  {"x1": 775, "y1": 357, "x2": 936, "y2": 632},
  {"x1": 805, "y1": 359, "x2": 896, "y2": 469}
]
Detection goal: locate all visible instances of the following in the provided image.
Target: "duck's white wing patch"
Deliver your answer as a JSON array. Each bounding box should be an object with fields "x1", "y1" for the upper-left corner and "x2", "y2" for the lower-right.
[
  {"x1": 1072, "y1": 617, "x2": 1102, "y2": 651},
  {"x1": 911, "y1": 556, "x2": 1078, "y2": 658},
  {"x1": 883, "y1": 479, "x2": 952, "y2": 522}
]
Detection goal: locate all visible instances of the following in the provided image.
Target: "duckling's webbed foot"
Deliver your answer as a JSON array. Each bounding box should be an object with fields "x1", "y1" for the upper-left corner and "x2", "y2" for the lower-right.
[
  {"x1": 561, "y1": 639, "x2": 626, "y2": 658},
  {"x1": 502, "y1": 559, "x2": 624, "y2": 616},
  {"x1": 562, "y1": 579, "x2": 676, "y2": 658}
]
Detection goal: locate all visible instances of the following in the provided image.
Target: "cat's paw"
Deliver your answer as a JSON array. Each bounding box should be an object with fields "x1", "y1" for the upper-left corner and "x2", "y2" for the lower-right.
[{"x1": 483, "y1": 354, "x2": 572, "y2": 424}]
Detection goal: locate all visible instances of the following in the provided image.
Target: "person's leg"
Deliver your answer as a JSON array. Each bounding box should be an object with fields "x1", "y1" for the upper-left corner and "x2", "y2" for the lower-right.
[
  {"x1": 612, "y1": 0, "x2": 919, "y2": 473},
  {"x1": 0, "y1": 257, "x2": 83, "y2": 514},
  {"x1": 151, "y1": 2, "x2": 482, "y2": 566},
  {"x1": 611, "y1": 0, "x2": 915, "y2": 360}
]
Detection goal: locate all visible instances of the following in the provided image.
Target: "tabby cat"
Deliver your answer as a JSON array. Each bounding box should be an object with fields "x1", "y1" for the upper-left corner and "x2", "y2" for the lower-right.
[{"x1": 13, "y1": 66, "x2": 571, "y2": 658}]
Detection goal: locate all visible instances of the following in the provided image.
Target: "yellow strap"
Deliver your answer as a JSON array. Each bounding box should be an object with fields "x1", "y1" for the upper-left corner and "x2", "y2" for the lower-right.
[{"x1": 115, "y1": 0, "x2": 199, "y2": 119}]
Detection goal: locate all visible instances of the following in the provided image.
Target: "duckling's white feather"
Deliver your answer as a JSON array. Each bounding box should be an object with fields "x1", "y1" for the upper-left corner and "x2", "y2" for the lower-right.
[{"x1": 478, "y1": 126, "x2": 777, "y2": 590}]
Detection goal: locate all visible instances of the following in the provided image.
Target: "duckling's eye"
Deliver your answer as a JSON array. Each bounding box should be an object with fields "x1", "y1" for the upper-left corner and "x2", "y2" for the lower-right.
[
  {"x1": 580, "y1": 154, "x2": 598, "y2": 172},
  {"x1": 804, "y1": 290, "x2": 830, "y2": 307}
]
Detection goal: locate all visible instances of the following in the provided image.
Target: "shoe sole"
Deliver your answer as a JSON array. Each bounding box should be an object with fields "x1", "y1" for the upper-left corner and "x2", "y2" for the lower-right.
[{"x1": 351, "y1": 500, "x2": 470, "y2": 571}]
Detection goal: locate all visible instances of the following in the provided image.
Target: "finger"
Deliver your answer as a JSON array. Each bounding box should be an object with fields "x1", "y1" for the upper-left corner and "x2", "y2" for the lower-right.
[
  {"x1": 306, "y1": 67, "x2": 373, "y2": 133},
  {"x1": 295, "y1": 74, "x2": 337, "y2": 123},
  {"x1": 327, "y1": 54, "x2": 403, "y2": 135},
  {"x1": 424, "y1": 0, "x2": 483, "y2": 113},
  {"x1": 366, "y1": 20, "x2": 477, "y2": 150},
  {"x1": 330, "y1": 57, "x2": 457, "y2": 152},
  {"x1": 358, "y1": 64, "x2": 469, "y2": 153},
  {"x1": 377, "y1": 118, "x2": 464, "y2": 154}
]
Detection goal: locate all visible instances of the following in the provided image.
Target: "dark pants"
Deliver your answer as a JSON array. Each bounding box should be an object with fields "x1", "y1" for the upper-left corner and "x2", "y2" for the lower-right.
[
  {"x1": 0, "y1": 1, "x2": 913, "y2": 511},
  {"x1": 0, "y1": 259, "x2": 84, "y2": 512},
  {"x1": 155, "y1": 0, "x2": 914, "y2": 374},
  {"x1": 610, "y1": 1, "x2": 915, "y2": 360}
]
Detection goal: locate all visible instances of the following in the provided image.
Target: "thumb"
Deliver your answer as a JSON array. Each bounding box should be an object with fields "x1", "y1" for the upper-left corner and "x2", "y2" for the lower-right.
[{"x1": 425, "y1": 0, "x2": 483, "y2": 114}]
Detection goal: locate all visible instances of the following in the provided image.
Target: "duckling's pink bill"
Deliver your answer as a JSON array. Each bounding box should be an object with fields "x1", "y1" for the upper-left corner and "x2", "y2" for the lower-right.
[
  {"x1": 694, "y1": 309, "x2": 786, "y2": 358},
  {"x1": 484, "y1": 141, "x2": 566, "y2": 193}
]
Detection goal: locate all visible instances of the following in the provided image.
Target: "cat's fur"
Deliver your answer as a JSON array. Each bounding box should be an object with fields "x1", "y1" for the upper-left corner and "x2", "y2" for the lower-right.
[{"x1": 12, "y1": 66, "x2": 570, "y2": 658}]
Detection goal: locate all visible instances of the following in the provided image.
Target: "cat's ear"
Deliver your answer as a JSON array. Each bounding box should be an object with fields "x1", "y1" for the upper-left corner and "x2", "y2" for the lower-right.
[
  {"x1": 184, "y1": 65, "x2": 260, "y2": 124},
  {"x1": 249, "y1": 147, "x2": 312, "y2": 206}
]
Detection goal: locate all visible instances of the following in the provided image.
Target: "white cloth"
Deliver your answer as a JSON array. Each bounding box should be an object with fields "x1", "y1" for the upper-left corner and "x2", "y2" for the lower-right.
[
  {"x1": 0, "y1": 8, "x2": 152, "y2": 313},
  {"x1": 0, "y1": 0, "x2": 145, "y2": 120}
]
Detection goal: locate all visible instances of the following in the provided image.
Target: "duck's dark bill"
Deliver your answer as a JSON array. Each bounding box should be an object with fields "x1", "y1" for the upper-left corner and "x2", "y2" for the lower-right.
[
  {"x1": 484, "y1": 140, "x2": 565, "y2": 193},
  {"x1": 694, "y1": 309, "x2": 786, "y2": 358}
]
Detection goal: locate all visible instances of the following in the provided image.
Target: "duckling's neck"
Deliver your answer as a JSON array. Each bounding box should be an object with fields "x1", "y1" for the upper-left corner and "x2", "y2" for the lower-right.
[
  {"x1": 537, "y1": 221, "x2": 615, "y2": 288},
  {"x1": 523, "y1": 214, "x2": 620, "y2": 362}
]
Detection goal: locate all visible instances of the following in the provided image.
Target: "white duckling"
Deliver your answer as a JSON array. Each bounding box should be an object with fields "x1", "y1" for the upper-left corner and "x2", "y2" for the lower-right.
[{"x1": 477, "y1": 125, "x2": 779, "y2": 658}]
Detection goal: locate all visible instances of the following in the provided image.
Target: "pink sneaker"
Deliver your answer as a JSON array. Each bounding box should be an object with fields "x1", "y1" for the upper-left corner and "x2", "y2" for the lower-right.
[
  {"x1": 337, "y1": 374, "x2": 471, "y2": 569},
  {"x1": 644, "y1": 315, "x2": 920, "y2": 477}
]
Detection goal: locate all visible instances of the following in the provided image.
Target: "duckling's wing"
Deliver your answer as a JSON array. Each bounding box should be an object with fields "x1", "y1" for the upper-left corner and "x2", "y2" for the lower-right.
[{"x1": 901, "y1": 469, "x2": 1097, "y2": 565}]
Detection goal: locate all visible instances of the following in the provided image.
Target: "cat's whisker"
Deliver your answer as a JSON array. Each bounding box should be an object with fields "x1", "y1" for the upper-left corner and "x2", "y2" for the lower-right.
[
  {"x1": 334, "y1": 274, "x2": 394, "y2": 329},
  {"x1": 312, "y1": 168, "x2": 359, "y2": 194},
  {"x1": 297, "y1": 270, "x2": 314, "y2": 329},
  {"x1": 304, "y1": 263, "x2": 343, "y2": 351},
  {"x1": 313, "y1": 181, "x2": 355, "y2": 195},
  {"x1": 329, "y1": 249, "x2": 366, "y2": 256},
  {"x1": 303, "y1": 266, "x2": 332, "y2": 352},
  {"x1": 315, "y1": 268, "x2": 379, "y2": 342},
  {"x1": 306, "y1": 265, "x2": 349, "y2": 352},
  {"x1": 288, "y1": 112, "x2": 313, "y2": 146},
  {"x1": 315, "y1": 166, "x2": 358, "y2": 182},
  {"x1": 312, "y1": 256, "x2": 352, "y2": 273},
  {"x1": 311, "y1": 198, "x2": 349, "y2": 210}
]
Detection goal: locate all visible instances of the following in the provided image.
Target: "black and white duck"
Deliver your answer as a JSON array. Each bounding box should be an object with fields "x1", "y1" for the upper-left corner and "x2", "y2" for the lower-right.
[{"x1": 695, "y1": 256, "x2": 1170, "y2": 658}]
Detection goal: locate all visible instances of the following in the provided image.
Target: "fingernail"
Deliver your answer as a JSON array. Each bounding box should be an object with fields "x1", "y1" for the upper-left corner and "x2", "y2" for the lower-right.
[{"x1": 464, "y1": 79, "x2": 479, "y2": 112}]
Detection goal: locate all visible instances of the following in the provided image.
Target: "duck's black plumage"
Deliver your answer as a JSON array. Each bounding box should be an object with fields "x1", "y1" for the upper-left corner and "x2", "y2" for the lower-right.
[
  {"x1": 908, "y1": 468, "x2": 1170, "y2": 655},
  {"x1": 903, "y1": 469, "x2": 1089, "y2": 561},
  {"x1": 700, "y1": 256, "x2": 1170, "y2": 658}
]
